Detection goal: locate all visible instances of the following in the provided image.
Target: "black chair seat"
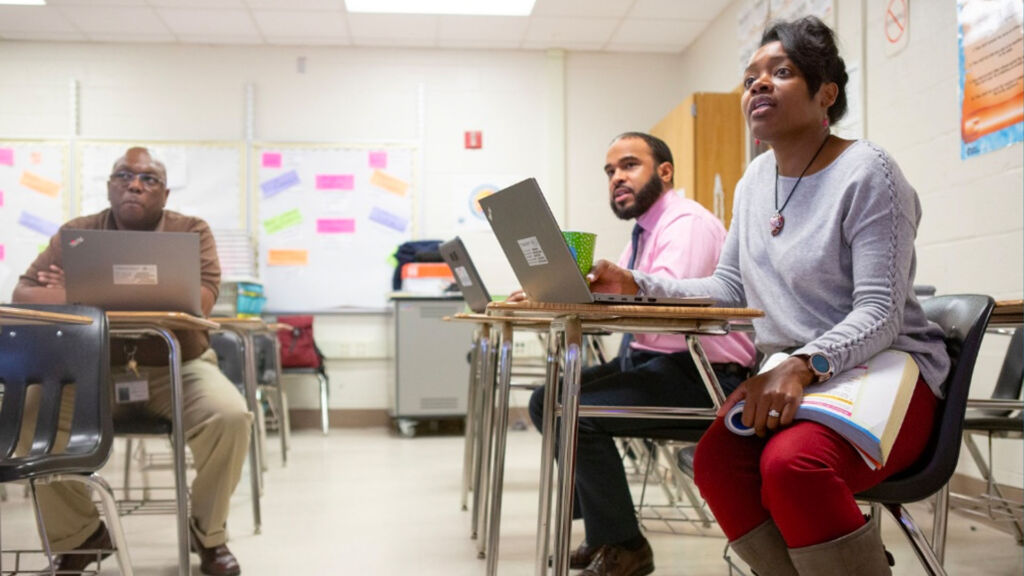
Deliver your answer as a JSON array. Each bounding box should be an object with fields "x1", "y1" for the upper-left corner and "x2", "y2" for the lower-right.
[{"x1": 113, "y1": 416, "x2": 172, "y2": 436}]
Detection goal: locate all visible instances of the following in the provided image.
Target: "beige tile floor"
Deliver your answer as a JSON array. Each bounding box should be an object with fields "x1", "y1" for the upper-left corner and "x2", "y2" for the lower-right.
[{"x1": 1, "y1": 427, "x2": 1022, "y2": 575}]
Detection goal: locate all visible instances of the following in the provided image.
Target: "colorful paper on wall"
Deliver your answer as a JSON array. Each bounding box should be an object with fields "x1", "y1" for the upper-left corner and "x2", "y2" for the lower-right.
[
  {"x1": 0, "y1": 244, "x2": 5, "y2": 261},
  {"x1": 30, "y1": 151, "x2": 42, "y2": 165},
  {"x1": 262, "y1": 152, "x2": 282, "y2": 168},
  {"x1": 260, "y1": 170, "x2": 300, "y2": 198},
  {"x1": 267, "y1": 249, "x2": 309, "y2": 266},
  {"x1": 368, "y1": 206, "x2": 408, "y2": 232},
  {"x1": 18, "y1": 211, "x2": 59, "y2": 237},
  {"x1": 369, "y1": 170, "x2": 409, "y2": 196},
  {"x1": 315, "y1": 174, "x2": 355, "y2": 190},
  {"x1": 368, "y1": 151, "x2": 387, "y2": 169},
  {"x1": 0, "y1": 148, "x2": 12, "y2": 166},
  {"x1": 263, "y1": 209, "x2": 303, "y2": 234},
  {"x1": 0, "y1": 190, "x2": 4, "y2": 207},
  {"x1": 20, "y1": 171, "x2": 60, "y2": 198},
  {"x1": 317, "y1": 218, "x2": 356, "y2": 234}
]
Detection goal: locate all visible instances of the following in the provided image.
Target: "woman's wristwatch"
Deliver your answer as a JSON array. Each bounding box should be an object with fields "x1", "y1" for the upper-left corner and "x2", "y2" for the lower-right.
[{"x1": 805, "y1": 353, "x2": 833, "y2": 383}]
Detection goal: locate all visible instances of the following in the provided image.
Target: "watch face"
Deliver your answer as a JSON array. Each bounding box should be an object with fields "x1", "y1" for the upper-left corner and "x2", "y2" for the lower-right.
[{"x1": 810, "y1": 354, "x2": 830, "y2": 374}]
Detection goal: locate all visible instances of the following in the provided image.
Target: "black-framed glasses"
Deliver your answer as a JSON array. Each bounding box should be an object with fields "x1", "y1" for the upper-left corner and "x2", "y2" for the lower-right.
[{"x1": 110, "y1": 170, "x2": 165, "y2": 189}]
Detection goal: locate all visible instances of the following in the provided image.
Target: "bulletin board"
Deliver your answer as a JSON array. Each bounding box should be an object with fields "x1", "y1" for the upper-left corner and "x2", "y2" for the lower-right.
[
  {"x1": 0, "y1": 140, "x2": 69, "y2": 302},
  {"x1": 254, "y1": 143, "x2": 416, "y2": 311},
  {"x1": 76, "y1": 141, "x2": 245, "y2": 230}
]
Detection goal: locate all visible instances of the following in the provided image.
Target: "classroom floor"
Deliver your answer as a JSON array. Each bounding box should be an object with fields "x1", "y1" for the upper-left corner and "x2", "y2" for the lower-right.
[{"x1": 2, "y1": 426, "x2": 1022, "y2": 576}]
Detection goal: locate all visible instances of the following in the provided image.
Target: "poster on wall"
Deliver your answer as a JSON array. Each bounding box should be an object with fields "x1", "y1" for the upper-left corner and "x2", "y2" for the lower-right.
[
  {"x1": 736, "y1": 0, "x2": 835, "y2": 76},
  {"x1": 957, "y1": 0, "x2": 1024, "y2": 159},
  {"x1": 450, "y1": 175, "x2": 525, "y2": 232}
]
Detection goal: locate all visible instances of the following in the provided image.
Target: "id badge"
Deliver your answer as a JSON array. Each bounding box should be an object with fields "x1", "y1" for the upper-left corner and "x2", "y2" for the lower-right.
[{"x1": 114, "y1": 371, "x2": 150, "y2": 404}]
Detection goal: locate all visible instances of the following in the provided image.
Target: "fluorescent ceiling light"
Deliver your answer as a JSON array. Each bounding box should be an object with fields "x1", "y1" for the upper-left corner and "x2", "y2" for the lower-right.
[
  {"x1": 0, "y1": 0, "x2": 47, "y2": 4},
  {"x1": 345, "y1": 0, "x2": 535, "y2": 16}
]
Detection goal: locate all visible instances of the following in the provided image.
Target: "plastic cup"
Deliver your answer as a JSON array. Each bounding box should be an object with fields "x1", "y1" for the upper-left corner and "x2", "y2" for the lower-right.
[{"x1": 562, "y1": 230, "x2": 597, "y2": 278}]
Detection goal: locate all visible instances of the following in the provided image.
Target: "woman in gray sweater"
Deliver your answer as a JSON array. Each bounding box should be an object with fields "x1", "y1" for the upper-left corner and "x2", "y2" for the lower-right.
[{"x1": 587, "y1": 17, "x2": 948, "y2": 576}]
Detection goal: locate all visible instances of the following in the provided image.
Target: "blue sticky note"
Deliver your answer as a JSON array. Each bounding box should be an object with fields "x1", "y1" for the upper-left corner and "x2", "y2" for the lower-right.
[
  {"x1": 369, "y1": 206, "x2": 408, "y2": 233},
  {"x1": 19, "y1": 211, "x2": 59, "y2": 237},
  {"x1": 260, "y1": 170, "x2": 300, "y2": 198}
]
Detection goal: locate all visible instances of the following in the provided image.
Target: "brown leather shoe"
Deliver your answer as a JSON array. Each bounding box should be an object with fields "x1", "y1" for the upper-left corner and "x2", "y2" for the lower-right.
[
  {"x1": 580, "y1": 539, "x2": 654, "y2": 576},
  {"x1": 548, "y1": 540, "x2": 600, "y2": 569},
  {"x1": 53, "y1": 523, "x2": 113, "y2": 572},
  {"x1": 190, "y1": 527, "x2": 241, "y2": 576}
]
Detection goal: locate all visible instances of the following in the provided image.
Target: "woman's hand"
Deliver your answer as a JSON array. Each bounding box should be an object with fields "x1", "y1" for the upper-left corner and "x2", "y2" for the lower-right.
[
  {"x1": 731, "y1": 356, "x2": 815, "y2": 437},
  {"x1": 505, "y1": 290, "x2": 529, "y2": 303},
  {"x1": 585, "y1": 259, "x2": 639, "y2": 295},
  {"x1": 36, "y1": 265, "x2": 65, "y2": 289}
]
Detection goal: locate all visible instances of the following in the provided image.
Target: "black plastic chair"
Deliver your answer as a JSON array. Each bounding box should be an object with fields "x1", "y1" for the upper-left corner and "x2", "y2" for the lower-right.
[
  {"x1": 857, "y1": 294, "x2": 995, "y2": 576},
  {"x1": 0, "y1": 304, "x2": 133, "y2": 575}
]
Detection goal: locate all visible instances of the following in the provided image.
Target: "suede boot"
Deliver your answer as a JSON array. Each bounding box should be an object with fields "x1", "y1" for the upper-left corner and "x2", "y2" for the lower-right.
[
  {"x1": 788, "y1": 521, "x2": 892, "y2": 576},
  {"x1": 728, "y1": 521, "x2": 798, "y2": 576}
]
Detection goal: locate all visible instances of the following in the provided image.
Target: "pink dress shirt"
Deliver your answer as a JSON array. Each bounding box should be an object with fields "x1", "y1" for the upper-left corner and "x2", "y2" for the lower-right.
[{"x1": 618, "y1": 190, "x2": 755, "y2": 367}]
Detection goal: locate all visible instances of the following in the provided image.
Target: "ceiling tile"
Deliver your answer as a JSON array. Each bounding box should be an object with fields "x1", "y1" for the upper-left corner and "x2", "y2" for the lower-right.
[
  {"x1": 252, "y1": 10, "x2": 349, "y2": 39},
  {"x1": 604, "y1": 42, "x2": 686, "y2": 54},
  {"x1": 347, "y1": 13, "x2": 437, "y2": 42},
  {"x1": 0, "y1": 30, "x2": 88, "y2": 41},
  {"x1": 176, "y1": 34, "x2": 264, "y2": 44},
  {"x1": 627, "y1": 0, "x2": 732, "y2": 21},
  {"x1": 350, "y1": 36, "x2": 437, "y2": 48},
  {"x1": 157, "y1": 8, "x2": 261, "y2": 37},
  {"x1": 531, "y1": 0, "x2": 632, "y2": 19},
  {"x1": 0, "y1": 6, "x2": 77, "y2": 33},
  {"x1": 437, "y1": 15, "x2": 527, "y2": 43},
  {"x1": 264, "y1": 35, "x2": 352, "y2": 46},
  {"x1": 611, "y1": 18, "x2": 704, "y2": 45},
  {"x1": 57, "y1": 6, "x2": 170, "y2": 35},
  {"x1": 148, "y1": 0, "x2": 245, "y2": 7},
  {"x1": 46, "y1": 0, "x2": 147, "y2": 5},
  {"x1": 86, "y1": 32, "x2": 179, "y2": 43},
  {"x1": 245, "y1": 0, "x2": 341, "y2": 8},
  {"x1": 437, "y1": 38, "x2": 524, "y2": 50},
  {"x1": 524, "y1": 16, "x2": 618, "y2": 47}
]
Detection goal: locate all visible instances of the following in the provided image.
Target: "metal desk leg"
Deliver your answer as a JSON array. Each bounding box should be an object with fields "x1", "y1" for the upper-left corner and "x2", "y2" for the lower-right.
[
  {"x1": 271, "y1": 335, "x2": 289, "y2": 463},
  {"x1": 472, "y1": 327, "x2": 497, "y2": 547},
  {"x1": 238, "y1": 331, "x2": 263, "y2": 533},
  {"x1": 535, "y1": 324, "x2": 563, "y2": 576},
  {"x1": 486, "y1": 322, "x2": 514, "y2": 576},
  {"x1": 553, "y1": 317, "x2": 583, "y2": 576},
  {"x1": 462, "y1": 328, "x2": 483, "y2": 512}
]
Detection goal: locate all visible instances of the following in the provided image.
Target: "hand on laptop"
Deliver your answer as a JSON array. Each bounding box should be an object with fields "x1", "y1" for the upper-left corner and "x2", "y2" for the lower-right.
[
  {"x1": 505, "y1": 290, "x2": 529, "y2": 303},
  {"x1": 585, "y1": 259, "x2": 639, "y2": 295},
  {"x1": 36, "y1": 265, "x2": 66, "y2": 289}
]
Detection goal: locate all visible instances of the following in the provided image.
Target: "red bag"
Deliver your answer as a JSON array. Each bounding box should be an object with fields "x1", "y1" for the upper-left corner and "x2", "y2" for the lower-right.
[{"x1": 276, "y1": 315, "x2": 322, "y2": 369}]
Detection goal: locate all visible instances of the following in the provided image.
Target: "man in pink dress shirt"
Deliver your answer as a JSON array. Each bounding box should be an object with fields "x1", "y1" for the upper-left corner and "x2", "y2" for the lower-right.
[{"x1": 527, "y1": 132, "x2": 756, "y2": 576}]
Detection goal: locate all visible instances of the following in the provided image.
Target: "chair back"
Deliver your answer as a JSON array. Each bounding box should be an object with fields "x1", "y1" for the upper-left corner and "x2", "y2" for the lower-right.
[
  {"x1": 210, "y1": 331, "x2": 245, "y2": 394},
  {"x1": 985, "y1": 328, "x2": 1023, "y2": 417},
  {"x1": 0, "y1": 305, "x2": 111, "y2": 482},
  {"x1": 858, "y1": 294, "x2": 994, "y2": 503},
  {"x1": 252, "y1": 332, "x2": 279, "y2": 386}
]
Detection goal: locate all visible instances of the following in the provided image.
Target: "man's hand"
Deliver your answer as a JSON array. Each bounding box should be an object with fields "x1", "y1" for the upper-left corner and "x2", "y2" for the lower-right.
[
  {"x1": 36, "y1": 265, "x2": 66, "y2": 289},
  {"x1": 736, "y1": 356, "x2": 814, "y2": 437},
  {"x1": 585, "y1": 259, "x2": 639, "y2": 295}
]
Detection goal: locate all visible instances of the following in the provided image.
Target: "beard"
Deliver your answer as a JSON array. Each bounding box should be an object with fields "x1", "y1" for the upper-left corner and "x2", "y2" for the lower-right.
[{"x1": 610, "y1": 172, "x2": 664, "y2": 220}]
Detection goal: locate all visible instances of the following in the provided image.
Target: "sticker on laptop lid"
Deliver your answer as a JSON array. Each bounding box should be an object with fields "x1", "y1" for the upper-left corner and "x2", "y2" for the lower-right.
[
  {"x1": 113, "y1": 265, "x2": 158, "y2": 285},
  {"x1": 454, "y1": 266, "x2": 473, "y2": 287},
  {"x1": 517, "y1": 236, "x2": 549, "y2": 267}
]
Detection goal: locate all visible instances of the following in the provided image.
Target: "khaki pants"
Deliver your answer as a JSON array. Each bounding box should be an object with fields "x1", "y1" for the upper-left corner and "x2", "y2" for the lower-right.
[{"x1": 16, "y1": 348, "x2": 253, "y2": 550}]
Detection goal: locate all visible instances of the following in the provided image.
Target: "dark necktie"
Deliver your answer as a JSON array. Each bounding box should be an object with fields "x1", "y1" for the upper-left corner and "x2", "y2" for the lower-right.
[{"x1": 618, "y1": 223, "x2": 643, "y2": 371}]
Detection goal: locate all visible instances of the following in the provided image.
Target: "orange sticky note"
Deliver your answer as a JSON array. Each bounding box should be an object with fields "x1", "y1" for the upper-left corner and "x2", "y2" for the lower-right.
[
  {"x1": 20, "y1": 171, "x2": 60, "y2": 198},
  {"x1": 369, "y1": 170, "x2": 409, "y2": 196},
  {"x1": 267, "y1": 249, "x2": 308, "y2": 266}
]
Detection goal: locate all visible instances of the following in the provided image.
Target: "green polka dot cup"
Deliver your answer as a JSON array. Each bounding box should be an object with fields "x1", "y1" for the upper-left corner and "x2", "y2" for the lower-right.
[{"x1": 562, "y1": 230, "x2": 597, "y2": 278}]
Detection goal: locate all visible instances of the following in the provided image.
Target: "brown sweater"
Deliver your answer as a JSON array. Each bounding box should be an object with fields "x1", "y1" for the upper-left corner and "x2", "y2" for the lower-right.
[{"x1": 18, "y1": 209, "x2": 221, "y2": 365}]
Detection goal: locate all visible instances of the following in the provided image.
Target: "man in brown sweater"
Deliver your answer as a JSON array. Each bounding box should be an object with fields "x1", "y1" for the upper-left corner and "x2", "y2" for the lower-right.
[{"x1": 13, "y1": 147, "x2": 251, "y2": 576}]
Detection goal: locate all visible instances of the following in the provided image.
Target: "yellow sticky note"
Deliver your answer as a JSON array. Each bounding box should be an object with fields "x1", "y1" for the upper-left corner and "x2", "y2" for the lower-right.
[
  {"x1": 20, "y1": 171, "x2": 61, "y2": 198},
  {"x1": 369, "y1": 170, "x2": 409, "y2": 196},
  {"x1": 267, "y1": 249, "x2": 308, "y2": 266}
]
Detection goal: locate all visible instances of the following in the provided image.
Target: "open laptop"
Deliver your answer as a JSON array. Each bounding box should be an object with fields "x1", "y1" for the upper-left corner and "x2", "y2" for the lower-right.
[
  {"x1": 478, "y1": 178, "x2": 713, "y2": 306},
  {"x1": 439, "y1": 236, "x2": 492, "y2": 314},
  {"x1": 61, "y1": 229, "x2": 203, "y2": 316}
]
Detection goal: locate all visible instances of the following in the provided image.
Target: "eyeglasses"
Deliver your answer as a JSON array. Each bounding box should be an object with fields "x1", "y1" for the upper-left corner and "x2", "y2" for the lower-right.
[{"x1": 110, "y1": 170, "x2": 165, "y2": 189}]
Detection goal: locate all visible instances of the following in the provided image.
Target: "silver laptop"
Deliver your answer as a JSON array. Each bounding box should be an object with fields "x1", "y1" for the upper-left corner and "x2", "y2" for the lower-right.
[
  {"x1": 61, "y1": 229, "x2": 203, "y2": 316},
  {"x1": 479, "y1": 178, "x2": 712, "y2": 306},
  {"x1": 439, "y1": 237, "x2": 492, "y2": 314}
]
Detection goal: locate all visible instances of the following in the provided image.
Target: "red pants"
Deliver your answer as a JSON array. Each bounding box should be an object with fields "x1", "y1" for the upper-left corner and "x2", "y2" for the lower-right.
[{"x1": 693, "y1": 378, "x2": 936, "y2": 548}]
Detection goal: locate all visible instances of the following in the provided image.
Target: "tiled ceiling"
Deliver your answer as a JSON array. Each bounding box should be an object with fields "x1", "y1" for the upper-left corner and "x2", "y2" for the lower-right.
[{"x1": 0, "y1": 0, "x2": 733, "y2": 53}]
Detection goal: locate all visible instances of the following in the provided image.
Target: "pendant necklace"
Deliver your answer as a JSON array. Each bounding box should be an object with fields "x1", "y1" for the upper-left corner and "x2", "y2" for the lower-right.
[{"x1": 771, "y1": 133, "x2": 831, "y2": 236}]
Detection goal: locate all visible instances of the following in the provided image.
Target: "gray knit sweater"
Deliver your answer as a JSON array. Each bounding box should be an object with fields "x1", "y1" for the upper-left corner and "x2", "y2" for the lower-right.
[{"x1": 635, "y1": 140, "x2": 950, "y2": 396}]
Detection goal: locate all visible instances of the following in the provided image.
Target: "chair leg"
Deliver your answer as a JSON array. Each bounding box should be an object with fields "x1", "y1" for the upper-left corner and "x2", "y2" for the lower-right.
[
  {"x1": 61, "y1": 473, "x2": 135, "y2": 576},
  {"x1": 123, "y1": 437, "x2": 134, "y2": 501},
  {"x1": 27, "y1": 479, "x2": 58, "y2": 576},
  {"x1": 881, "y1": 502, "x2": 947, "y2": 576},
  {"x1": 317, "y1": 372, "x2": 330, "y2": 435},
  {"x1": 963, "y1": 431, "x2": 1024, "y2": 542}
]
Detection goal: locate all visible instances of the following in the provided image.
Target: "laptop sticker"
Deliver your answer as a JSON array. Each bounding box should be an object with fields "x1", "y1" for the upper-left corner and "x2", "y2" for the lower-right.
[
  {"x1": 113, "y1": 265, "x2": 158, "y2": 285},
  {"x1": 517, "y1": 236, "x2": 549, "y2": 267},
  {"x1": 454, "y1": 266, "x2": 473, "y2": 287}
]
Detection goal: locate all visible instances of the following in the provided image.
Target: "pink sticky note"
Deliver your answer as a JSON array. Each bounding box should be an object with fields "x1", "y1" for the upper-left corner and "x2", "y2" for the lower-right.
[
  {"x1": 262, "y1": 152, "x2": 282, "y2": 168},
  {"x1": 0, "y1": 190, "x2": 4, "y2": 207},
  {"x1": 317, "y1": 218, "x2": 356, "y2": 234},
  {"x1": 0, "y1": 148, "x2": 12, "y2": 166},
  {"x1": 369, "y1": 151, "x2": 387, "y2": 169},
  {"x1": 0, "y1": 244, "x2": 5, "y2": 261},
  {"x1": 316, "y1": 174, "x2": 355, "y2": 190}
]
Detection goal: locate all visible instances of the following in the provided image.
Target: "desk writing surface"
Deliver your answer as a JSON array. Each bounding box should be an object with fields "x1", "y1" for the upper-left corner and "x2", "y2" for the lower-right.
[
  {"x1": 210, "y1": 317, "x2": 267, "y2": 331},
  {"x1": 0, "y1": 306, "x2": 92, "y2": 326},
  {"x1": 106, "y1": 311, "x2": 220, "y2": 331},
  {"x1": 486, "y1": 300, "x2": 763, "y2": 321},
  {"x1": 990, "y1": 299, "x2": 1023, "y2": 327}
]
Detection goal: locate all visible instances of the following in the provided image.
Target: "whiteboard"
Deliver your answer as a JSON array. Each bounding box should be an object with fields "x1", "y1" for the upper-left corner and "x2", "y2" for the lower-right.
[
  {"x1": 0, "y1": 141, "x2": 69, "y2": 301},
  {"x1": 76, "y1": 141, "x2": 245, "y2": 230},
  {"x1": 255, "y1": 144, "x2": 416, "y2": 311}
]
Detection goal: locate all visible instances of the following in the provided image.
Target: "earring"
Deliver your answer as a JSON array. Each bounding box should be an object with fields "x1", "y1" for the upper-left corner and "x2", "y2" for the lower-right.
[
  {"x1": 822, "y1": 117, "x2": 830, "y2": 128},
  {"x1": 754, "y1": 138, "x2": 761, "y2": 146}
]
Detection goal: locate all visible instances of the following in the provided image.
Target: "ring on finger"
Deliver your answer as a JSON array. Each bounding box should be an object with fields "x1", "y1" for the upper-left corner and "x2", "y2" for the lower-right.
[{"x1": 767, "y1": 409, "x2": 781, "y2": 418}]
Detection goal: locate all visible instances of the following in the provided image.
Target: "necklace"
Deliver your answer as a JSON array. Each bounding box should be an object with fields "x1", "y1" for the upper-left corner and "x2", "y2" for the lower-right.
[{"x1": 770, "y1": 133, "x2": 831, "y2": 236}]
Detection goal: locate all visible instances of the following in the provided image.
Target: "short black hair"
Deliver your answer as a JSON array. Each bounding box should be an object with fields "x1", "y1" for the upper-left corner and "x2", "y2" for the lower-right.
[
  {"x1": 611, "y1": 132, "x2": 674, "y2": 168},
  {"x1": 761, "y1": 16, "x2": 848, "y2": 124}
]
